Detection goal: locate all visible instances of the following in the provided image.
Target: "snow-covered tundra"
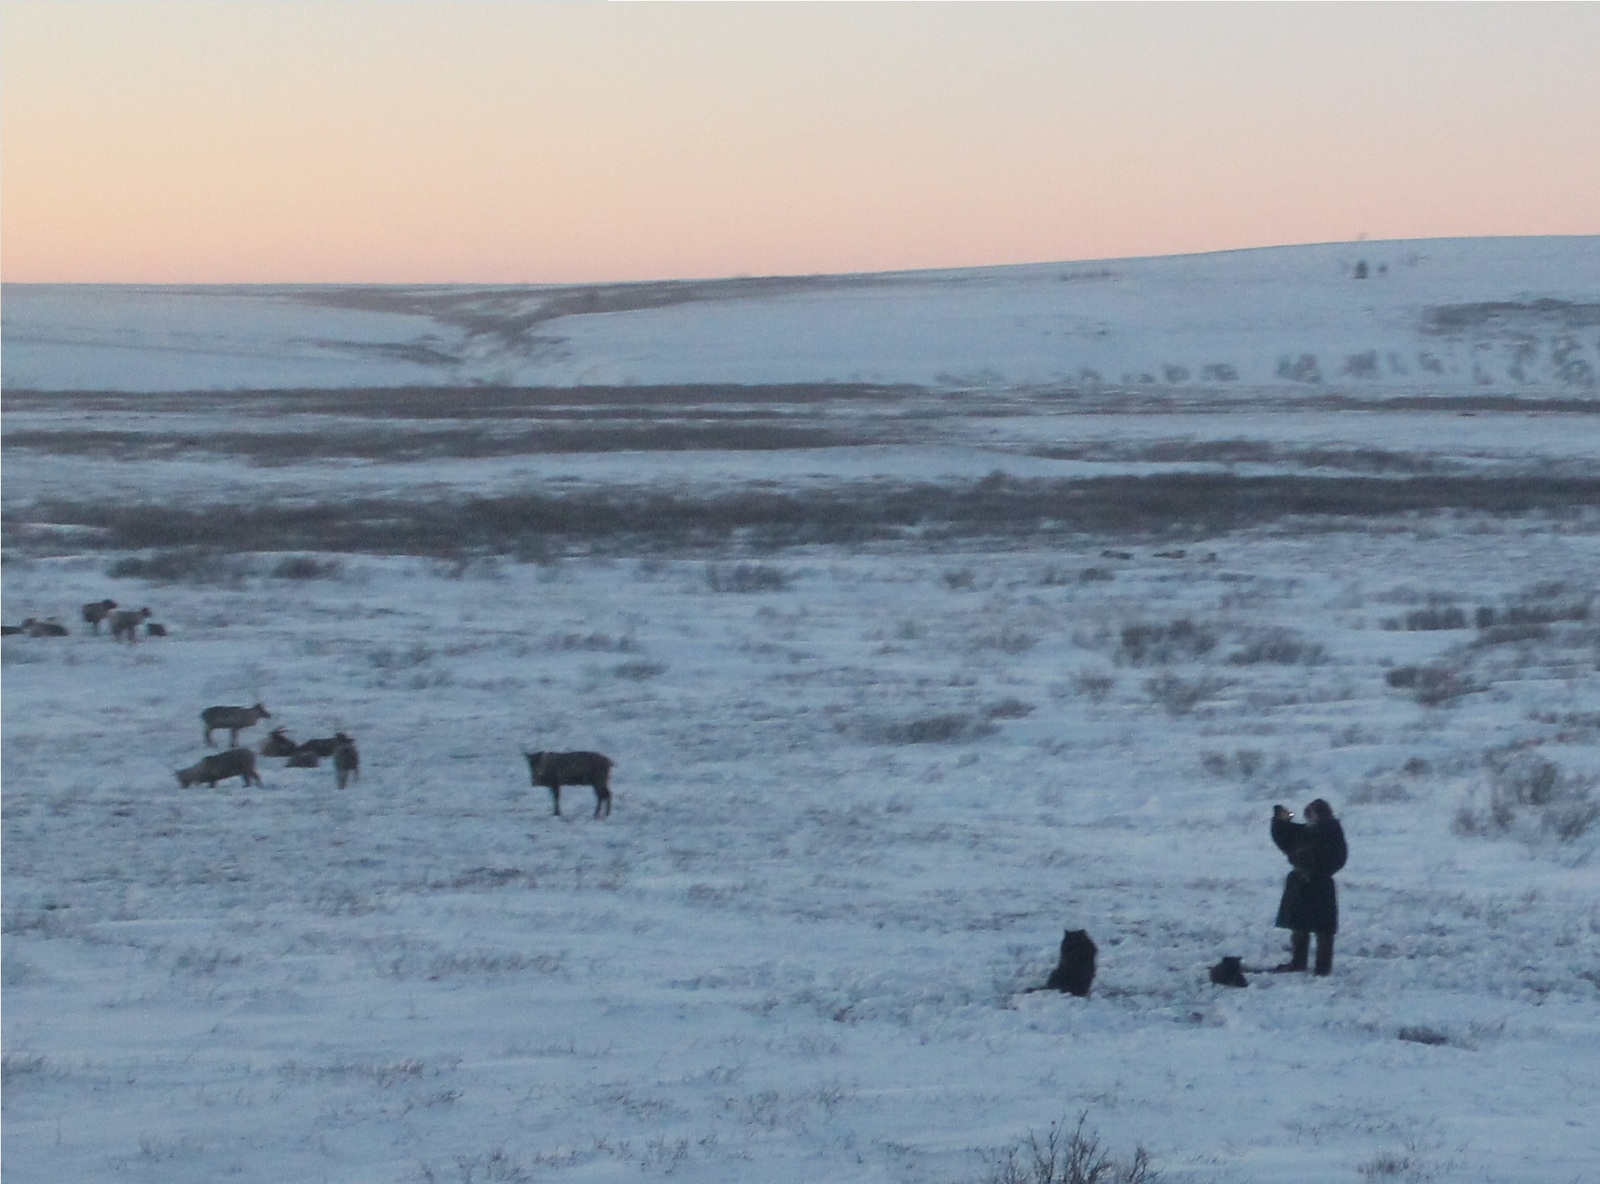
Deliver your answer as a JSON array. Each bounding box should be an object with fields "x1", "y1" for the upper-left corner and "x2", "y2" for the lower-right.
[{"x1": 4, "y1": 238, "x2": 1598, "y2": 1184}]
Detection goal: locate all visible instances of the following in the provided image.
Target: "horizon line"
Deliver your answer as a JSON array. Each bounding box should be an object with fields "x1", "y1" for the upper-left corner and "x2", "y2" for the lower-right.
[{"x1": 6, "y1": 233, "x2": 1594, "y2": 291}]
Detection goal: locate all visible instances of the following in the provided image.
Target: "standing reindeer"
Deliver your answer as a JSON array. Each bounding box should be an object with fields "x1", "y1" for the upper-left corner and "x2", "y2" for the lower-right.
[
  {"x1": 110, "y1": 607, "x2": 153, "y2": 642},
  {"x1": 333, "y1": 738, "x2": 360, "y2": 789},
  {"x1": 81, "y1": 599, "x2": 118, "y2": 634},
  {"x1": 201, "y1": 703, "x2": 271, "y2": 746},
  {"x1": 524, "y1": 750, "x2": 614, "y2": 818}
]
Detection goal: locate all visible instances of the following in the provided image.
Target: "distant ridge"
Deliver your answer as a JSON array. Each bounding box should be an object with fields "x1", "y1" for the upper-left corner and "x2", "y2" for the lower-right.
[{"x1": 5, "y1": 236, "x2": 1598, "y2": 396}]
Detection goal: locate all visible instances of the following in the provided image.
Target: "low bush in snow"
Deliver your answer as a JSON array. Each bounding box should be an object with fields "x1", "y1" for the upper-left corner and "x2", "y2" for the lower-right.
[
  {"x1": 846, "y1": 712, "x2": 999, "y2": 745},
  {"x1": 269, "y1": 554, "x2": 343, "y2": 580},
  {"x1": 1199, "y1": 748, "x2": 1288, "y2": 781},
  {"x1": 1348, "y1": 777, "x2": 1416, "y2": 805},
  {"x1": 1069, "y1": 670, "x2": 1117, "y2": 702},
  {"x1": 1476, "y1": 584, "x2": 1592, "y2": 629},
  {"x1": 970, "y1": 626, "x2": 1039, "y2": 655},
  {"x1": 1117, "y1": 619, "x2": 1216, "y2": 665},
  {"x1": 1384, "y1": 664, "x2": 1482, "y2": 707},
  {"x1": 985, "y1": 697, "x2": 1036, "y2": 720},
  {"x1": 1454, "y1": 749, "x2": 1599, "y2": 843},
  {"x1": 1143, "y1": 672, "x2": 1232, "y2": 716},
  {"x1": 1358, "y1": 1140, "x2": 1452, "y2": 1184},
  {"x1": 1470, "y1": 622, "x2": 1551, "y2": 647},
  {"x1": 705, "y1": 562, "x2": 792, "y2": 593},
  {"x1": 983, "y1": 1113, "x2": 1161, "y2": 1184},
  {"x1": 544, "y1": 631, "x2": 639, "y2": 653},
  {"x1": 1383, "y1": 604, "x2": 1468, "y2": 632},
  {"x1": 1225, "y1": 626, "x2": 1329, "y2": 665},
  {"x1": 107, "y1": 547, "x2": 256, "y2": 586}
]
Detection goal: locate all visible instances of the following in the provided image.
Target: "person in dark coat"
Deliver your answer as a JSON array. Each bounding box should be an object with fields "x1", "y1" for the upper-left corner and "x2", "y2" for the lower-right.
[{"x1": 1270, "y1": 798, "x2": 1347, "y2": 975}]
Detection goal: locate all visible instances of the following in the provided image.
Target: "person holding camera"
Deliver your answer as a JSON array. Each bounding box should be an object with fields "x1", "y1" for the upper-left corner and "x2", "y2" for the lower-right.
[{"x1": 1270, "y1": 798, "x2": 1348, "y2": 975}]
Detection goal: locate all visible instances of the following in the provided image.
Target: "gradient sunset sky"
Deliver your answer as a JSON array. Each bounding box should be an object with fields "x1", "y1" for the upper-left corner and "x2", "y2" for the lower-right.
[{"x1": 4, "y1": 1, "x2": 1597, "y2": 285}]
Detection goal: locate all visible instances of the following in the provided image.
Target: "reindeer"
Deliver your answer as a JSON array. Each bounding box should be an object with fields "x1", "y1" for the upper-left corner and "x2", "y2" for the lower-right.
[
  {"x1": 201, "y1": 703, "x2": 271, "y2": 747},
  {"x1": 82, "y1": 599, "x2": 118, "y2": 634},
  {"x1": 524, "y1": 750, "x2": 613, "y2": 818},
  {"x1": 24, "y1": 618, "x2": 69, "y2": 637},
  {"x1": 110, "y1": 607, "x2": 153, "y2": 642},
  {"x1": 258, "y1": 727, "x2": 300, "y2": 758},
  {"x1": 333, "y1": 738, "x2": 360, "y2": 789},
  {"x1": 176, "y1": 748, "x2": 262, "y2": 788},
  {"x1": 296, "y1": 732, "x2": 353, "y2": 760}
]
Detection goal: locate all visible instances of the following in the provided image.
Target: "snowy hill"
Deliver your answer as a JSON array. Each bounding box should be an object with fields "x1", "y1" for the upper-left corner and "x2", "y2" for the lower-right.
[{"x1": 5, "y1": 236, "x2": 1599, "y2": 394}]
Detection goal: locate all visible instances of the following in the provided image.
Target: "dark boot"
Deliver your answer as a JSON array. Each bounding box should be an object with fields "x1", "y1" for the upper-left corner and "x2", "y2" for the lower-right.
[
  {"x1": 1273, "y1": 931, "x2": 1310, "y2": 972},
  {"x1": 1313, "y1": 932, "x2": 1334, "y2": 976}
]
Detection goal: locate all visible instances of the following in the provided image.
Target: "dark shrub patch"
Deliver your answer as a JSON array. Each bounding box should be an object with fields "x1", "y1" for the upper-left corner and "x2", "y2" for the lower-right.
[
  {"x1": 705, "y1": 563, "x2": 791, "y2": 593},
  {"x1": 23, "y1": 472, "x2": 1600, "y2": 559},
  {"x1": 270, "y1": 555, "x2": 343, "y2": 580},
  {"x1": 107, "y1": 548, "x2": 256, "y2": 586},
  {"x1": 1119, "y1": 619, "x2": 1216, "y2": 665},
  {"x1": 1227, "y1": 628, "x2": 1328, "y2": 665}
]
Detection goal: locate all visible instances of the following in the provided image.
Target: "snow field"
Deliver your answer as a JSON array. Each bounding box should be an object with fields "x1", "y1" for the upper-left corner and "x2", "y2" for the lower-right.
[{"x1": 4, "y1": 524, "x2": 1598, "y2": 1184}]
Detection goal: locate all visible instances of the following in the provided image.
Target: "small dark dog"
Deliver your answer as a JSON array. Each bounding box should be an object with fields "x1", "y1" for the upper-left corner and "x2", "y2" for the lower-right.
[
  {"x1": 1043, "y1": 929, "x2": 1098, "y2": 997},
  {"x1": 1209, "y1": 956, "x2": 1249, "y2": 988}
]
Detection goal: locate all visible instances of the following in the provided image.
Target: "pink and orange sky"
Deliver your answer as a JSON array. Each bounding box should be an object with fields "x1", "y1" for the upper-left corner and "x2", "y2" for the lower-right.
[{"x1": 3, "y1": 2, "x2": 1598, "y2": 285}]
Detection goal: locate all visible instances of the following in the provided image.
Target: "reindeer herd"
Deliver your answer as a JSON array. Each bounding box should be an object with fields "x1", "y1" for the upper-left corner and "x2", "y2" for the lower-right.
[
  {"x1": 180, "y1": 705, "x2": 361, "y2": 791},
  {"x1": 256, "y1": 723, "x2": 362, "y2": 789},
  {"x1": 10, "y1": 595, "x2": 615, "y2": 816},
  {"x1": 182, "y1": 707, "x2": 611, "y2": 815},
  {"x1": 2, "y1": 598, "x2": 167, "y2": 640}
]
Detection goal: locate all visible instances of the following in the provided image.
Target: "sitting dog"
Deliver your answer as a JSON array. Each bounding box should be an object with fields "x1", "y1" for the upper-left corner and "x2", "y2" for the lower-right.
[
  {"x1": 1044, "y1": 929, "x2": 1098, "y2": 997},
  {"x1": 1209, "y1": 955, "x2": 1249, "y2": 988}
]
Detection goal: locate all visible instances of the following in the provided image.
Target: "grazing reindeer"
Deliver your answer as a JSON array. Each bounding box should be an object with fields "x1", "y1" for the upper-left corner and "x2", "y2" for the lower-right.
[
  {"x1": 145, "y1": 622, "x2": 168, "y2": 638},
  {"x1": 524, "y1": 750, "x2": 613, "y2": 818},
  {"x1": 109, "y1": 607, "x2": 153, "y2": 642},
  {"x1": 258, "y1": 727, "x2": 300, "y2": 758},
  {"x1": 24, "y1": 618, "x2": 69, "y2": 637},
  {"x1": 82, "y1": 599, "x2": 118, "y2": 634},
  {"x1": 176, "y1": 747, "x2": 262, "y2": 788},
  {"x1": 201, "y1": 703, "x2": 271, "y2": 746},
  {"x1": 333, "y1": 739, "x2": 360, "y2": 789}
]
